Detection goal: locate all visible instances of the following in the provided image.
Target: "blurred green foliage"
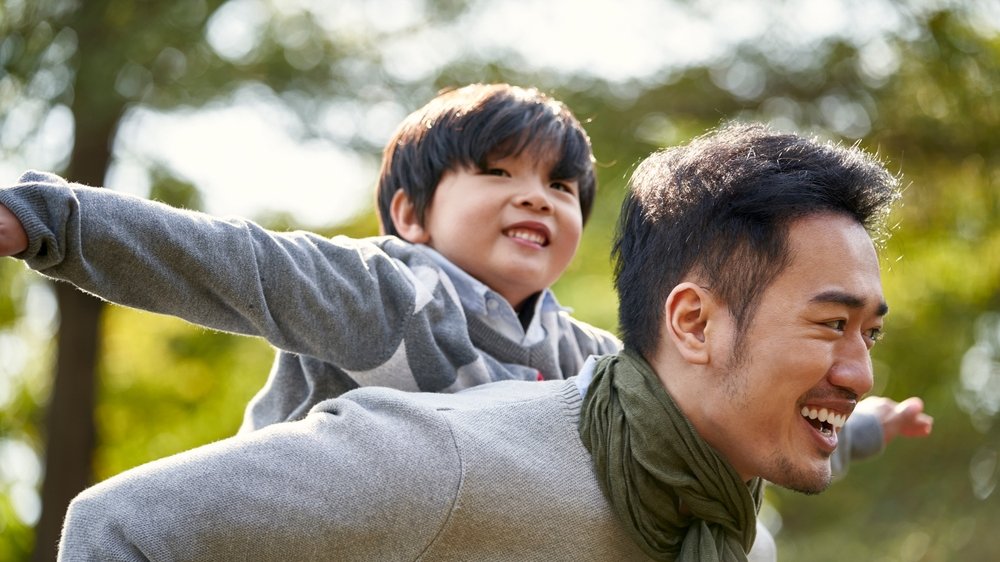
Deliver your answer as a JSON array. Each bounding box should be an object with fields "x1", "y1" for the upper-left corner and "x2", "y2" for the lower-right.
[{"x1": 1, "y1": 1, "x2": 998, "y2": 561}]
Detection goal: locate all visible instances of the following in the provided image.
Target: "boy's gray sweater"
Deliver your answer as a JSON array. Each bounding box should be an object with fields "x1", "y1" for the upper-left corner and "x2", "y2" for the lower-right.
[{"x1": 0, "y1": 172, "x2": 620, "y2": 430}]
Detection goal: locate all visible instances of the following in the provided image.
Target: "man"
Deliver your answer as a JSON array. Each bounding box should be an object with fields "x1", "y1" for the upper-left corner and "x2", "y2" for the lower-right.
[{"x1": 57, "y1": 123, "x2": 905, "y2": 561}]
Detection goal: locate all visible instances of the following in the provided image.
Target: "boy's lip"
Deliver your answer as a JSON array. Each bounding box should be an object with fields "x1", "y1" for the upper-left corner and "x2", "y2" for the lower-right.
[{"x1": 503, "y1": 221, "x2": 551, "y2": 247}]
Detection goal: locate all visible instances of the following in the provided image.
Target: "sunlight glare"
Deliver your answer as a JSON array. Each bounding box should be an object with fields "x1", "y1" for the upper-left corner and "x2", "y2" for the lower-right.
[
  {"x1": 206, "y1": 0, "x2": 269, "y2": 62},
  {"x1": 111, "y1": 101, "x2": 376, "y2": 228},
  {"x1": 0, "y1": 439, "x2": 42, "y2": 525}
]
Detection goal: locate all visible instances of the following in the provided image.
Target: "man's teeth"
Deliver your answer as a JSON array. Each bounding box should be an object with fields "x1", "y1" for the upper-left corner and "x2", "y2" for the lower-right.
[
  {"x1": 507, "y1": 229, "x2": 546, "y2": 245},
  {"x1": 800, "y1": 406, "x2": 847, "y2": 430}
]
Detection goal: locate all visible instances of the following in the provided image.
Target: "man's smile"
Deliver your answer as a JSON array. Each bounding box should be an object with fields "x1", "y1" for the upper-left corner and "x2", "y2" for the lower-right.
[{"x1": 800, "y1": 406, "x2": 848, "y2": 436}]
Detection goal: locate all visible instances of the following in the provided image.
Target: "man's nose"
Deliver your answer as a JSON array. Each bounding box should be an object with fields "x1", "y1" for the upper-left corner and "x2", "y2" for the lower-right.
[{"x1": 829, "y1": 333, "x2": 875, "y2": 397}]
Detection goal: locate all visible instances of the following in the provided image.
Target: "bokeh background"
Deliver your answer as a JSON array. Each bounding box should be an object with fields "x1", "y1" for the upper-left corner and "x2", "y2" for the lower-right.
[{"x1": 0, "y1": 1, "x2": 997, "y2": 560}]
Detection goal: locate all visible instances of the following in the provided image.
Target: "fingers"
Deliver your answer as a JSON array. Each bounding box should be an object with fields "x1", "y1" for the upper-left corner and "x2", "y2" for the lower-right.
[
  {"x1": 894, "y1": 397, "x2": 934, "y2": 438},
  {"x1": 854, "y1": 395, "x2": 895, "y2": 419}
]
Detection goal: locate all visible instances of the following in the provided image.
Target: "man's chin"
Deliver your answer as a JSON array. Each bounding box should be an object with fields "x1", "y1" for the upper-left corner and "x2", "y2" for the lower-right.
[
  {"x1": 767, "y1": 459, "x2": 832, "y2": 495},
  {"x1": 781, "y1": 475, "x2": 832, "y2": 496}
]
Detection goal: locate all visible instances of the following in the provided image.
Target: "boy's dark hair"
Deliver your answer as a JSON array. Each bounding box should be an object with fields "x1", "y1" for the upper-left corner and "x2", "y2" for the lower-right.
[
  {"x1": 377, "y1": 83, "x2": 597, "y2": 236},
  {"x1": 613, "y1": 122, "x2": 901, "y2": 359}
]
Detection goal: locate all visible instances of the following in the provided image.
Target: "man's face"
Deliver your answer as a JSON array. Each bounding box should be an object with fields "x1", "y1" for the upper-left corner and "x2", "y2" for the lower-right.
[{"x1": 702, "y1": 213, "x2": 885, "y2": 493}]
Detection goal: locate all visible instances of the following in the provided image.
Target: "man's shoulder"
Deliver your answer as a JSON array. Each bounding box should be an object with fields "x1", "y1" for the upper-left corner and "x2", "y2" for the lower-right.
[
  {"x1": 322, "y1": 380, "x2": 582, "y2": 419},
  {"x1": 336, "y1": 378, "x2": 579, "y2": 413}
]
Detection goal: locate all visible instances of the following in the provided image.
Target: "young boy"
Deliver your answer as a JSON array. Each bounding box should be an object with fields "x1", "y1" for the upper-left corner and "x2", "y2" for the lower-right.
[{"x1": 0, "y1": 84, "x2": 620, "y2": 432}]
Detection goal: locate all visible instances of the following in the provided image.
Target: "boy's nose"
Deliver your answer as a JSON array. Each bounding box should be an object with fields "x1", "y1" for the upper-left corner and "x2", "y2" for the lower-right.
[{"x1": 513, "y1": 181, "x2": 553, "y2": 213}]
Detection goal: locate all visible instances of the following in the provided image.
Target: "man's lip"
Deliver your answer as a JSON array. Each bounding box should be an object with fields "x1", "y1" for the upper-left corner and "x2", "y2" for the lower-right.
[
  {"x1": 798, "y1": 399, "x2": 855, "y2": 454},
  {"x1": 800, "y1": 404, "x2": 850, "y2": 430},
  {"x1": 800, "y1": 413, "x2": 839, "y2": 453},
  {"x1": 799, "y1": 398, "x2": 857, "y2": 420}
]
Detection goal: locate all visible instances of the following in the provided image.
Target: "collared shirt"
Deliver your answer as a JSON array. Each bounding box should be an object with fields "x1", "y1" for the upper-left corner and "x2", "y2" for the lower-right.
[
  {"x1": 418, "y1": 244, "x2": 567, "y2": 347},
  {"x1": 574, "y1": 355, "x2": 599, "y2": 398}
]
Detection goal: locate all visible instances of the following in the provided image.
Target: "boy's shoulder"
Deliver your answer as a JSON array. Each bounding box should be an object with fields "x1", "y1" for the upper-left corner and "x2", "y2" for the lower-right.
[{"x1": 327, "y1": 234, "x2": 443, "y2": 274}]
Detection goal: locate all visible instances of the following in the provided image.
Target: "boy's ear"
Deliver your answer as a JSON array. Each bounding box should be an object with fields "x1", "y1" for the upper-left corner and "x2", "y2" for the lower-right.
[
  {"x1": 663, "y1": 282, "x2": 715, "y2": 365},
  {"x1": 389, "y1": 189, "x2": 430, "y2": 244}
]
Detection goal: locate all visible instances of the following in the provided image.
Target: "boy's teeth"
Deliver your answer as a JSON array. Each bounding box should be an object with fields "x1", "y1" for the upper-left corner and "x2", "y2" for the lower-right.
[
  {"x1": 507, "y1": 229, "x2": 546, "y2": 245},
  {"x1": 800, "y1": 406, "x2": 847, "y2": 429}
]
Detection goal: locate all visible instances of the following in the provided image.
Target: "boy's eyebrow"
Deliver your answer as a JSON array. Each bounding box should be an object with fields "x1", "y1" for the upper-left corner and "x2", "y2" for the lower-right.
[{"x1": 810, "y1": 290, "x2": 889, "y2": 317}]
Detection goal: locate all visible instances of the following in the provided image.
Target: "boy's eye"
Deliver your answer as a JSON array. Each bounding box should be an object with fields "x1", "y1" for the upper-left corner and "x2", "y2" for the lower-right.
[
  {"x1": 484, "y1": 168, "x2": 510, "y2": 177},
  {"x1": 550, "y1": 181, "x2": 575, "y2": 194}
]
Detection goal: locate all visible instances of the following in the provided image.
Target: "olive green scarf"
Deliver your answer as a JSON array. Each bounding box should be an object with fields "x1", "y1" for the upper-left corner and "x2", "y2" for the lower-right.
[{"x1": 579, "y1": 349, "x2": 763, "y2": 561}]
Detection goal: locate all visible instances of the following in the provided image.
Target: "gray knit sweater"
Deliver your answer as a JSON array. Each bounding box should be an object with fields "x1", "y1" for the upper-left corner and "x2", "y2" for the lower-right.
[
  {"x1": 59, "y1": 379, "x2": 655, "y2": 561},
  {"x1": 0, "y1": 171, "x2": 621, "y2": 430}
]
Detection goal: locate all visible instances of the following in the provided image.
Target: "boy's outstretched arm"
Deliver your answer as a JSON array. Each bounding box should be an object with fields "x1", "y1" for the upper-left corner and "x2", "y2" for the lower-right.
[
  {"x1": 0, "y1": 203, "x2": 27, "y2": 257},
  {"x1": 831, "y1": 394, "x2": 933, "y2": 478},
  {"x1": 0, "y1": 171, "x2": 418, "y2": 358}
]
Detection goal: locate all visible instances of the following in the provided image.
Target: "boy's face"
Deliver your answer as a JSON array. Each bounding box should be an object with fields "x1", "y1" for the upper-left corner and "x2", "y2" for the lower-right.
[{"x1": 416, "y1": 152, "x2": 584, "y2": 311}]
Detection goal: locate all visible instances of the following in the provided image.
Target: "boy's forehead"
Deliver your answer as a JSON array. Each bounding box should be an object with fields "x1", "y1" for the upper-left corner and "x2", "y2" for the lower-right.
[
  {"x1": 489, "y1": 146, "x2": 556, "y2": 166},
  {"x1": 486, "y1": 141, "x2": 576, "y2": 175}
]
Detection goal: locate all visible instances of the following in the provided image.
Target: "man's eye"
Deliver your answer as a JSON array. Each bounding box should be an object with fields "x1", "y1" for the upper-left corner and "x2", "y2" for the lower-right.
[
  {"x1": 865, "y1": 327, "x2": 884, "y2": 344},
  {"x1": 824, "y1": 319, "x2": 847, "y2": 332}
]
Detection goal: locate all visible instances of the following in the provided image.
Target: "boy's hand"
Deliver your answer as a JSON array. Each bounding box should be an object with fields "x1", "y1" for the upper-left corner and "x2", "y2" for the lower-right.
[
  {"x1": 855, "y1": 396, "x2": 934, "y2": 445},
  {"x1": 0, "y1": 204, "x2": 28, "y2": 256}
]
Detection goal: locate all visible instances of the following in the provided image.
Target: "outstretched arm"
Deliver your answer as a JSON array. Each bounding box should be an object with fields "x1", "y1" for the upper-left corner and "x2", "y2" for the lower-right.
[
  {"x1": 0, "y1": 172, "x2": 494, "y2": 384},
  {"x1": 0, "y1": 172, "x2": 411, "y2": 357},
  {"x1": 832, "y1": 394, "x2": 933, "y2": 478},
  {"x1": 0, "y1": 203, "x2": 27, "y2": 257}
]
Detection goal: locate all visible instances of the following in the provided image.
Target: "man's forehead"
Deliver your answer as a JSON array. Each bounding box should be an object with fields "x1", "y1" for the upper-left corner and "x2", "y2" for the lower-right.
[{"x1": 777, "y1": 214, "x2": 885, "y2": 301}]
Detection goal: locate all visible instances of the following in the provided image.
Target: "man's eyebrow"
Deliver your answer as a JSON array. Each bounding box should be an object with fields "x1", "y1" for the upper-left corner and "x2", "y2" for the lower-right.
[{"x1": 810, "y1": 290, "x2": 889, "y2": 316}]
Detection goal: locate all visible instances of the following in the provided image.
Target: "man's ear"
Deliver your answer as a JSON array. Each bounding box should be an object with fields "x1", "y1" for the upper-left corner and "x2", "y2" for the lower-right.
[
  {"x1": 389, "y1": 189, "x2": 430, "y2": 244},
  {"x1": 664, "y1": 282, "x2": 715, "y2": 365}
]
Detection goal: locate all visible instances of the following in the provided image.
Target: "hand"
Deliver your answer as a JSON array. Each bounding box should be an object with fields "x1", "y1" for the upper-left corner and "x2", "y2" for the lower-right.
[
  {"x1": 0, "y1": 204, "x2": 28, "y2": 256},
  {"x1": 855, "y1": 396, "x2": 934, "y2": 445}
]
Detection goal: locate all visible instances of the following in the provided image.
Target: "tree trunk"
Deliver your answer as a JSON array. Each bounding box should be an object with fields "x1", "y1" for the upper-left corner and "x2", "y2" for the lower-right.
[
  {"x1": 31, "y1": 285, "x2": 104, "y2": 561},
  {"x1": 31, "y1": 5, "x2": 120, "y2": 549}
]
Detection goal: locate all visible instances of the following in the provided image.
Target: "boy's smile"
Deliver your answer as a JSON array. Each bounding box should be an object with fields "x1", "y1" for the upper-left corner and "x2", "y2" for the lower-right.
[
  {"x1": 406, "y1": 153, "x2": 584, "y2": 311},
  {"x1": 504, "y1": 223, "x2": 549, "y2": 247}
]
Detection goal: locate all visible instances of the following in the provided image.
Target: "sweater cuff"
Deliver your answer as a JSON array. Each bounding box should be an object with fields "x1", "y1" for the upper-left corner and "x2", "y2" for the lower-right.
[{"x1": 0, "y1": 171, "x2": 72, "y2": 264}]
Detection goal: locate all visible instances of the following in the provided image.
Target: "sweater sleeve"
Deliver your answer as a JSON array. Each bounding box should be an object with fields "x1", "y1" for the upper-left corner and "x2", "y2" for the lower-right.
[
  {"x1": 830, "y1": 411, "x2": 884, "y2": 478},
  {"x1": 0, "y1": 171, "x2": 441, "y2": 370}
]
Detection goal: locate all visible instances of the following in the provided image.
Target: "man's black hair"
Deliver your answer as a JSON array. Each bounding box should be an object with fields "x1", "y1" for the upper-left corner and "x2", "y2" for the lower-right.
[{"x1": 613, "y1": 122, "x2": 901, "y2": 359}]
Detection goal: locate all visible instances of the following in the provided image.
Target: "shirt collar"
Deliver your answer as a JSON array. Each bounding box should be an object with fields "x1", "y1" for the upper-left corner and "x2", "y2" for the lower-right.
[
  {"x1": 416, "y1": 244, "x2": 564, "y2": 316},
  {"x1": 416, "y1": 245, "x2": 567, "y2": 344}
]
